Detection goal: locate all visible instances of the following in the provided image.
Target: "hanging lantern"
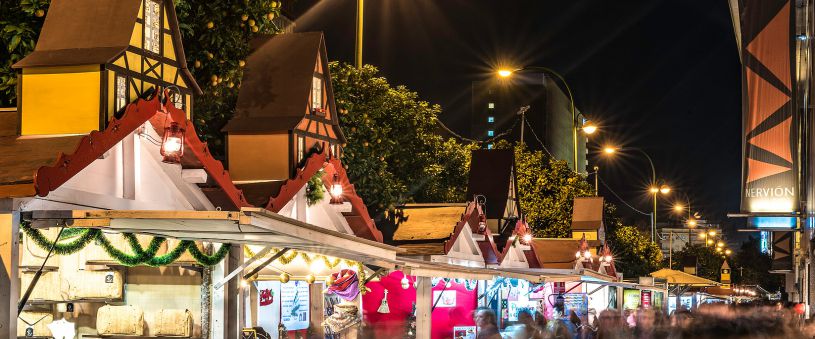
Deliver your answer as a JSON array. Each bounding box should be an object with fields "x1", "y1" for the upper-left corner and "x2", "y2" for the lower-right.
[
  {"x1": 329, "y1": 173, "x2": 343, "y2": 204},
  {"x1": 522, "y1": 234, "x2": 533, "y2": 244},
  {"x1": 160, "y1": 122, "x2": 185, "y2": 164},
  {"x1": 401, "y1": 274, "x2": 410, "y2": 290},
  {"x1": 478, "y1": 214, "x2": 487, "y2": 233}
]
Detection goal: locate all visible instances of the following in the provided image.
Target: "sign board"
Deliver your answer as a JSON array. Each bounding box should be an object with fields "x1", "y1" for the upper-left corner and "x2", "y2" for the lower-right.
[
  {"x1": 770, "y1": 231, "x2": 794, "y2": 272},
  {"x1": 563, "y1": 293, "x2": 588, "y2": 318},
  {"x1": 641, "y1": 291, "x2": 652, "y2": 308},
  {"x1": 256, "y1": 281, "x2": 281, "y2": 335},
  {"x1": 749, "y1": 217, "x2": 797, "y2": 229},
  {"x1": 281, "y1": 281, "x2": 310, "y2": 330},
  {"x1": 623, "y1": 289, "x2": 640, "y2": 310}
]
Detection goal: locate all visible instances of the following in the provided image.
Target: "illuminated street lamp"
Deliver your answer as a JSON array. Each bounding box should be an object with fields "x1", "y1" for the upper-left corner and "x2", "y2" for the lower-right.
[
  {"x1": 725, "y1": 249, "x2": 732, "y2": 255},
  {"x1": 603, "y1": 145, "x2": 666, "y2": 242},
  {"x1": 496, "y1": 66, "x2": 589, "y2": 172}
]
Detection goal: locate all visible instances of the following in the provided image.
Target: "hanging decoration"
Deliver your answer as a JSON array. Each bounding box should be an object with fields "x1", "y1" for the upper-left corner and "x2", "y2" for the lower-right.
[
  {"x1": 325, "y1": 269, "x2": 360, "y2": 301},
  {"x1": 377, "y1": 289, "x2": 390, "y2": 314},
  {"x1": 20, "y1": 221, "x2": 230, "y2": 267},
  {"x1": 305, "y1": 170, "x2": 325, "y2": 206}
]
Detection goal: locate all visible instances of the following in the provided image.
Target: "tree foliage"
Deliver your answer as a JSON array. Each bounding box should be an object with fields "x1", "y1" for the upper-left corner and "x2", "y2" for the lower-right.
[
  {"x1": 669, "y1": 244, "x2": 727, "y2": 281},
  {"x1": 733, "y1": 236, "x2": 783, "y2": 291},
  {"x1": 494, "y1": 141, "x2": 594, "y2": 238},
  {"x1": 329, "y1": 62, "x2": 478, "y2": 218},
  {"x1": 607, "y1": 224, "x2": 664, "y2": 278},
  {"x1": 1, "y1": 0, "x2": 283, "y2": 156}
]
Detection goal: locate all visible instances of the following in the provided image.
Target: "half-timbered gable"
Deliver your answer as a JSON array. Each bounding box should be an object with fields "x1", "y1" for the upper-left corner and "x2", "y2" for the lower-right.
[
  {"x1": 224, "y1": 32, "x2": 346, "y2": 182},
  {"x1": 13, "y1": 0, "x2": 200, "y2": 136}
]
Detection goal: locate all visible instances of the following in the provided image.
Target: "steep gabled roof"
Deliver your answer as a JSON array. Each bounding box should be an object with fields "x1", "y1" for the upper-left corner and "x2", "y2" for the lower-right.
[
  {"x1": 466, "y1": 149, "x2": 518, "y2": 219},
  {"x1": 12, "y1": 0, "x2": 200, "y2": 94},
  {"x1": 528, "y1": 238, "x2": 579, "y2": 269},
  {"x1": 224, "y1": 32, "x2": 343, "y2": 142},
  {"x1": 238, "y1": 150, "x2": 382, "y2": 242},
  {"x1": 0, "y1": 89, "x2": 250, "y2": 209}
]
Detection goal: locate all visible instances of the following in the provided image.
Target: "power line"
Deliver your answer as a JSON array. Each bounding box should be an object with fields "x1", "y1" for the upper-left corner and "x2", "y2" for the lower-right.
[
  {"x1": 523, "y1": 117, "x2": 555, "y2": 158},
  {"x1": 434, "y1": 115, "x2": 519, "y2": 145},
  {"x1": 598, "y1": 176, "x2": 651, "y2": 216}
]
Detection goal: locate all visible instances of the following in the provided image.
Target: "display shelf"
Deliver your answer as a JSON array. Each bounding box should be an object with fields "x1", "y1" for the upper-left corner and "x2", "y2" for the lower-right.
[
  {"x1": 25, "y1": 298, "x2": 122, "y2": 305},
  {"x1": 83, "y1": 336, "x2": 200, "y2": 339},
  {"x1": 16, "y1": 336, "x2": 52, "y2": 339}
]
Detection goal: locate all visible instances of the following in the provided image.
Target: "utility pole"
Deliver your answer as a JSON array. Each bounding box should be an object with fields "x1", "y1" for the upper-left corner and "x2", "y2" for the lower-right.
[
  {"x1": 517, "y1": 105, "x2": 529, "y2": 145},
  {"x1": 593, "y1": 166, "x2": 599, "y2": 196},
  {"x1": 355, "y1": 0, "x2": 364, "y2": 68}
]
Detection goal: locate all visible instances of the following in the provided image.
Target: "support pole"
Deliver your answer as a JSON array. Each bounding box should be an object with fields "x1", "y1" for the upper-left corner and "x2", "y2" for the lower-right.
[
  {"x1": 355, "y1": 0, "x2": 364, "y2": 68},
  {"x1": 415, "y1": 277, "x2": 431, "y2": 338}
]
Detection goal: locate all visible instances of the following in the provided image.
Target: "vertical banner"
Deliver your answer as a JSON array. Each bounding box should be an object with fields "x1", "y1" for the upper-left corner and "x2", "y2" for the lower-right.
[
  {"x1": 739, "y1": 0, "x2": 798, "y2": 214},
  {"x1": 281, "y1": 281, "x2": 310, "y2": 330},
  {"x1": 771, "y1": 231, "x2": 794, "y2": 272},
  {"x1": 256, "y1": 281, "x2": 281, "y2": 335}
]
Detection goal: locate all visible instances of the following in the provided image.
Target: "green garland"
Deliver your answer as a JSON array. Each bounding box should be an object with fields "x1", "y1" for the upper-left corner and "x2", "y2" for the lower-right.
[
  {"x1": 20, "y1": 221, "x2": 230, "y2": 267},
  {"x1": 305, "y1": 170, "x2": 325, "y2": 206}
]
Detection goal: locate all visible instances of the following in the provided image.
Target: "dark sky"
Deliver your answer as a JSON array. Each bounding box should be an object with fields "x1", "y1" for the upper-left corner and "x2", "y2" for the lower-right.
[{"x1": 292, "y1": 0, "x2": 743, "y2": 228}]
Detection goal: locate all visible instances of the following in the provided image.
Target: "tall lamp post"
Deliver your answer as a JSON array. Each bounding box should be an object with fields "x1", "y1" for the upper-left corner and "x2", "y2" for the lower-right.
[
  {"x1": 603, "y1": 146, "x2": 667, "y2": 242},
  {"x1": 497, "y1": 67, "x2": 596, "y2": 172}
]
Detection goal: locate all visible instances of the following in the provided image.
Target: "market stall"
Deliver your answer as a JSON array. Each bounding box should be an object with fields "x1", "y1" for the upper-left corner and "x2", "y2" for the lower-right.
[{"x1": 650, "y1": 268, "x2": 719, "y2": 313}]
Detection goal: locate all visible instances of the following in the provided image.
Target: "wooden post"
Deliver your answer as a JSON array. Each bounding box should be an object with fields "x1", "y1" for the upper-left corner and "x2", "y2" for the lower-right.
[
  {"x1": 227, "y1": 244, "x2": 242, "y2": 338},
  {"x1": 310, "y1": 282, "x2": 325, "y2": 338},
  {"x1": 415, "y1": 277, "x2": 431, "y2": 338},
  {"x1": 0, "y1": 212, "x2": 20, "y2": 338}
]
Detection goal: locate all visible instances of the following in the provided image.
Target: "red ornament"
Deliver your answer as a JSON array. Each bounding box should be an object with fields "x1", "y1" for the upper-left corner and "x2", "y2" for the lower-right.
[
  {"x1": 259, "y1": 289, "x2": 274, "y2": 306},
  {"x1": 794, "y1": 303, "x2": 806, "y2": 315}
]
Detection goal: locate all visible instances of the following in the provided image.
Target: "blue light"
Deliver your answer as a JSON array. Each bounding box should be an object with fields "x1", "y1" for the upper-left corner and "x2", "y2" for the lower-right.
[
  {"x1": 488, "y1": 116, "x2": 495, "y2": 123},
  {"x1": 487, "y1": 143, "x2": 494, "y2": 149},
  {"x1": 487, "y1": 130, "x2": 494, "y2": 137},
  {"x1": 797, "y1": 34, "x2": 809, "y2": 41},
  {"x1": 751, "y1": 217, "x2": 796, "y2": 229},
  {"x1": 759, "y1": 231, "x2": 770, "y2": 254}
]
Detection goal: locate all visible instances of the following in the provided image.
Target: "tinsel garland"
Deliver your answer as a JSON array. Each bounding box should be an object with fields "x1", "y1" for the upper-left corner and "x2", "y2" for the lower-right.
[
  {"x1": 20, "y1": 221, "x2": 230, "y2": 267},
  {"x1": 305, "y1": 170, "x2": 325, "y2": 206},
  {"x1": 243, "y1": 246, "x2": 366, "y2": 283}
]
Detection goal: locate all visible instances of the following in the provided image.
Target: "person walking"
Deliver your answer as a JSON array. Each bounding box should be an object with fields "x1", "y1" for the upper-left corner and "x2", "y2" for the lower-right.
[{"x1": 474, "y1": 307, "x2": 503, "y2": 339}]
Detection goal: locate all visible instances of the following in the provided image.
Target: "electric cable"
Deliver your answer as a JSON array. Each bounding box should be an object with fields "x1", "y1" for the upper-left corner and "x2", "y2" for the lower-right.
[{"x1": 598, "y1": 176, "x2": 651, "y2": 216}]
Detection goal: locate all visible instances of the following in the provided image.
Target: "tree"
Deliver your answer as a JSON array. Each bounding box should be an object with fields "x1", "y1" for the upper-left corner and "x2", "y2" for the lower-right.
[
  {"x1": 606, "y1": 224, "x2": 663, "y2": 278},
  {"x1": 494, "y1": 141, "x2": 594, "y2": 238},
  {"x1": 669, "y1": 244, "x2": 726, "y2": 281},
  {"x1": 733, "y1": 236, "x2": 783, "y2": 292},
  {"x1": 1, "y1": 0, "x2": 284, "y2": 156},
  {"x1": 329, "y1": 62, "x2": 478, "y2": 218}
]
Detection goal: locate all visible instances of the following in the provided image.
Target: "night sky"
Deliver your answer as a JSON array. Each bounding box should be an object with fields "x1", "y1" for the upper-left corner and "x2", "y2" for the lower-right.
[{"x1": 291, "y1": 1, "x2": 743, "y2": 230}]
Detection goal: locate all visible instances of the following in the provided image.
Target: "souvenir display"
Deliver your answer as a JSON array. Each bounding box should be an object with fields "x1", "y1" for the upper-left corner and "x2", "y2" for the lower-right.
[
  {"x1": 17, "y1": 311, "x2": 53, "y2": 338},
  {"x1": 63, "y1": 270, "x2": 123, "y2": 300},
  {"x1": 153, "y1": 309, "x2": 193, "y2": 337},
  {"x1": 377, "y1": 289, "x2": 390, "y2": 314},
  {"x1": 47, "y1": 318, "x2": 76, "y2": 339},
  {"x1": 325, "y1": 269, "x2": 360, "y2": 301},
  {"x1": 96, "y1": 305, "x2": 144, "y2": 336},
  {"x1": 322, "y1": 303, "x2": 361, "y2": 333},
  {"x1": 20, "y1": 271, "x2": 64, "y2": 301}
]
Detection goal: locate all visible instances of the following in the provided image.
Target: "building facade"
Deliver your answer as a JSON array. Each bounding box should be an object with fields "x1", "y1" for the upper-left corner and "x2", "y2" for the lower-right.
[{"x1": 471, "y1": 74, "x2": 589, "y2": 173}]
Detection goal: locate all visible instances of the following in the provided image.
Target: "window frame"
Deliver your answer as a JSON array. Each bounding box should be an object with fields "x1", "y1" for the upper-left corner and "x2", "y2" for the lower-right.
[
  {"x1": 311, "y1": 74, "x2": 324, "y2": 115},
  {"x1": 143, "y1": 0, "x2": 162, "y2": 55},
  {"x1": 115, "y1": 74, "x2": 128, "y2": 113}
]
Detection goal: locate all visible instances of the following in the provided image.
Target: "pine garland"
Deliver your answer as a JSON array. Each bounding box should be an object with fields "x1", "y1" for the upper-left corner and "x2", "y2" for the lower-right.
[
  {"x1": 21, "y1": 222, "x2": 99, "y2": 255},
  {"x1": 305, "y1": 170, "x2": 325, "y2": 206},
  {"x1": 20, "y1": 221, "x2": 230, "y2": 267}
]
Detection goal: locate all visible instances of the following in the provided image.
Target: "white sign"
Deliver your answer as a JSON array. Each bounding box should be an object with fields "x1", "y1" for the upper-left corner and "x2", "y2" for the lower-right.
[
  {"x1": 281, "y1": 281, "x2": 310, "y2": 330},
  {"x1": 256, "y1": 281, "x2": 281, "y2": 335},
  {"x1": 433, "y1": 290, "x2": 457, "y2": 308}
]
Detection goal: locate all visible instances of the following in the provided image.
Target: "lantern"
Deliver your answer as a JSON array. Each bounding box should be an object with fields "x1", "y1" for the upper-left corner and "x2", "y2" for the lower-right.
[
  {"x1": 160, "y1": 122, "x2": 185, "y2": 164},
  {"x1": 329, "y1": 173, "x2": 343, "y2": 204},
  {"x1": 522, "y1": 234, "x2": 533, "y2": 244},
  {"x1": 478, "y1": 214, "x2": 487, "y2": 233}
]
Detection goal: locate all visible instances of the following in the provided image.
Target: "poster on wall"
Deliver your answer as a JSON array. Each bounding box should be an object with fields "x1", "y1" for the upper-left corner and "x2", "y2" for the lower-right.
[
  {"x1": 281, "y1": 281, "x2": 310, "y2": 330},
  {"x1": 608, "y1": 287, "x2": 617, "y2": 309},
  {"x1": 641, "y1": 291, "x2": 652, "y2": 308},
  {"x1": 433, "y1": 290, "x2": 457, "y2": 308},
  {"x1": 256, "y1": 281, "x2": 281, "y2": 334},
  {"x1": 653, "y1": 292, "x2": 664, "y2": 309},
  {"x1": 623, "y1": 289, "x2": 640, "y2": 310},
  {"x1": 453, "y1": 326, "x2": 476, "y2": 339},
  {"x1": 563, "y1": 293, "x2": 587, "y2": 318}
]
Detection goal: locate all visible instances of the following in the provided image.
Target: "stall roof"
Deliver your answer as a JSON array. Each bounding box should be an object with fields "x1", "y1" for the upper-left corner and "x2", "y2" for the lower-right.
[
  {"x1": 498, "y1": 267, "x2": 618, "y2": 283},
  {"x1": 25, "y1": 208, "x2": 402, "y2": 268},
  {"x1": 650, "y1": 269, "x2": 720, "y2": 286},
  {"x1": 397, "y1": 257, "x2": 539, "y2": 282}
]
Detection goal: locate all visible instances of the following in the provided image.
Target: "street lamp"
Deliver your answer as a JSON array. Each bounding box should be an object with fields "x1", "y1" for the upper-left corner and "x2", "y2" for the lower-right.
[
  {"x1": 496, "y1": 66, "x2": 590, "y2": 172},
  {"x1": 602, "y1": 145, "x2": 663, "y2": 241}
]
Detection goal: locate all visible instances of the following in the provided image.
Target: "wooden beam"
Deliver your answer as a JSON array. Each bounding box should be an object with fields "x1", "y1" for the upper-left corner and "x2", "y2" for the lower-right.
[{"x1": 213, "y1": 246, "x2": 274, "y2": 290}]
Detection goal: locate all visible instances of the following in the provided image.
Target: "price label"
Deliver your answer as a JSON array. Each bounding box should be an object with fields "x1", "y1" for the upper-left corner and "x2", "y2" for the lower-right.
[
  {"x1": 105, "y1": 273, "x2": 114, "y2": 283},
  {"x1": 25, "y1": 327, "x2": 33, "y2": 337}
]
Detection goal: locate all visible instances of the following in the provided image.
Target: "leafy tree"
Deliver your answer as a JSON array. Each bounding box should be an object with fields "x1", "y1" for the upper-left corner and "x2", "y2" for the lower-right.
[
  {"x1": 669, "y1": 244, "x2": 727, "y2": 281},
  {"x1": 732, "y1": 236, "x2": 783, "y2": 292},
  {"x1": 329, "y1": 62, "x2": 478, "y2": 218},
  {"x1": 606, "y1": 224, "x2": 663, "y2": 278},
  {"x1": 494, "y1": 141, "x2": 594, "y2": 238},
  {"x1": 1, "y1": 0, "x2": 283, "y2": 156}
]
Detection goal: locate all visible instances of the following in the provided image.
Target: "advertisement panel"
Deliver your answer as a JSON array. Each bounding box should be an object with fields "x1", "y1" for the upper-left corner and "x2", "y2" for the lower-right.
[
  {"x1": 623, "y1": 289, "x2": 640, "y2": 310},
  {"x1": 737, "y1": 0, "x2": 797, "y2": 214}
]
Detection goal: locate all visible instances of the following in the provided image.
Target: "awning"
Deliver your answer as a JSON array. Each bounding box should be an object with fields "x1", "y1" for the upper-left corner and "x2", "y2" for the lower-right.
[
  {"x1": 397, "y1": 258, "x2": 540, "y2": 282},
  {"x1": 650, "y1": 269, "x2": 720, "y2": 287},
  {"x1": 490, "y1": 267, "x2": 617, "y2": 284},
  {"x1": 25, "y1": 208, "x2": 402, "y2": 268}
]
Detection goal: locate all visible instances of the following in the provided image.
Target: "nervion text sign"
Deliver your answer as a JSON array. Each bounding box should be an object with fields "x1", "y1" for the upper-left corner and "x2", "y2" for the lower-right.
[{"x1": 737, "y1": 0, "x2": 798, "y2": 214}]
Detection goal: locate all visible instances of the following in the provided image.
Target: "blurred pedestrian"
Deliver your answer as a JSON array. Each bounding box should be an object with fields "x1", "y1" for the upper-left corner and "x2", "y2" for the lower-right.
[
  {"x1": 474, "y1": 307, "x2": 502, "y2": 339},
  {"x1": 543, "y1": 305, "x2": 575, "y2": 339}
]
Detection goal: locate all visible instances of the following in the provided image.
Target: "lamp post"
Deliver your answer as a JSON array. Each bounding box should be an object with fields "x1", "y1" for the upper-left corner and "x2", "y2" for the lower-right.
[
  {"x1": 355, "y1": 0, "x2": 364, "y2": 68},
  {"x1": 603, "y1": 146, "x2": 666, "y2": 242},
  {"x1": 497, "y1": 67, "x2": 596, "y2": 172}
]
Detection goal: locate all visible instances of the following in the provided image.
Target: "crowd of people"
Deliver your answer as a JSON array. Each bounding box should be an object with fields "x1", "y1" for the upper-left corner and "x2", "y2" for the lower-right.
[{"x1": 472, "y1": 302, "x2": 815, "y2": 339}]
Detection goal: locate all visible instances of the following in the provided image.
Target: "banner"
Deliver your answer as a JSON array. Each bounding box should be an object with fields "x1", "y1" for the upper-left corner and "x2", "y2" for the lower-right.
[
  {"x1": 738, "y1": 0, "x2": 797, "y2": 213},
  {"x1": 771, "y1": 231, "x2": 794, "y2": 272},
  {"x1": 256, "y1": 281, "x2": 281, "y2": 335}
]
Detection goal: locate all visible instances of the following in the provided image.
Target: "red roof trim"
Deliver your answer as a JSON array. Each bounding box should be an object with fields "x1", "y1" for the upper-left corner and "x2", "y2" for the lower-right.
[
  {"x1": 35, "y1": 94, "x2": 162, "y2": 196},
  {"x1": 35, "y1": 90, "x2": 251, "y2": 210},
  {"x1": 497, "y1": 219, "x2": 531, "y2": 265},
  {"x1": 264, "y1": 150, "x2": 383, "y2": 242}
]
